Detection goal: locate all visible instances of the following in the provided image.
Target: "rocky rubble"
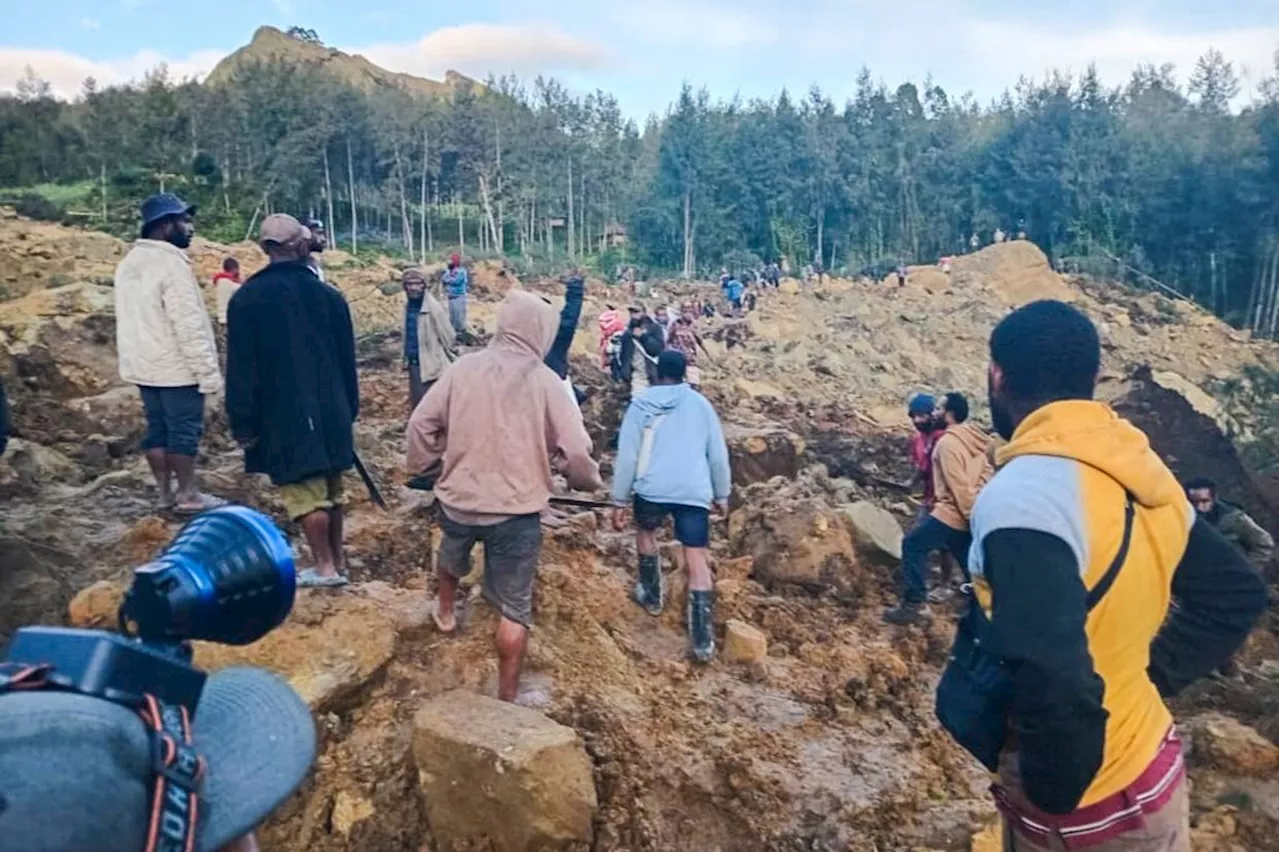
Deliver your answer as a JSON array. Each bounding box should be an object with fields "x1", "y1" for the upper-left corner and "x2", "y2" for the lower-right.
[{"x1": 0, "y1": 210, "x2": 1276, "y2": 851}]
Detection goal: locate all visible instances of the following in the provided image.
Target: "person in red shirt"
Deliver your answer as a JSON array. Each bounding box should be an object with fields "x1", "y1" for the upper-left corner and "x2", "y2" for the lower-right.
[
  {"x1": 906, "y1": 393, "x2": 960, "y2": 603},
  {"x1": 212, "y1": 257, "x2": 242, "y2": 326}
]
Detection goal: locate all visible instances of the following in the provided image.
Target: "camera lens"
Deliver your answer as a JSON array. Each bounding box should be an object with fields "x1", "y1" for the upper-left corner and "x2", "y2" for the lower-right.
[{"x1": 126, "y1": 506, "x2": 296, "y2": 646}]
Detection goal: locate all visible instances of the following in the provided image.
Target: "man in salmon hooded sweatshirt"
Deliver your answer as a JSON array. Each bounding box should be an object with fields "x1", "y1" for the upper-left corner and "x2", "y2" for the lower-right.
[
  {"x1": 957, "y1": 299, "x2": 1264, "y2": 849},
  {"x1": 406, "y1": 290, "x2": 603, "y2": 703}
]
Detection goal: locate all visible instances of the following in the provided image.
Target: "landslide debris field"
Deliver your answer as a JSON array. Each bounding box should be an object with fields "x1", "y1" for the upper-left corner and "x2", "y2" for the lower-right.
[{"x1": 1, "y1": 208, "x2": 1277, "y2": 851}]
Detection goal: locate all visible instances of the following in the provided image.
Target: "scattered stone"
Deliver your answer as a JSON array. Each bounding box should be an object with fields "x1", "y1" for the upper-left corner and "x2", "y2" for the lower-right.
[
  {"x1": 841, "y1": 500, "x2": 904, "y2": 562},
  {"x1": 330, "y1": 789, "x2": 376, "y2": 837},
  {"x1": 723, "y1": 620, "x2": 768, "y2": 664},
  {"x1": 412, "y1": 690, "x2": 597, "y2": 850},
  {"x1": 970, "y1": 821, "x2": 1001, "y2": 852},
  {"x1": 67, "y1": 579, "x2": 125, "y2": 629},
  {"x1": 1186, "y1": 714, "x2": 1279, "y2": 778}
]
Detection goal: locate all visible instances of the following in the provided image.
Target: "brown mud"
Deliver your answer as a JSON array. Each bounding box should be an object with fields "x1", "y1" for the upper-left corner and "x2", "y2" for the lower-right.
[{"x1": 1, "y1": 210, "x2": 1275, "y2": 850}]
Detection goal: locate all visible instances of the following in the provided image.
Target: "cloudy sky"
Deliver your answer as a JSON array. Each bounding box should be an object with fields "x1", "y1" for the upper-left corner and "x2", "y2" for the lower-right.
[{"x1": 1, "y1": 0, "x2": 1275, "y2": 115}]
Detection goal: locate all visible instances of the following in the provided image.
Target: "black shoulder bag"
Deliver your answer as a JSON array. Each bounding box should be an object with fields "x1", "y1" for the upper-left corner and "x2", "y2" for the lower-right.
[{"x1": 935, "y1": 494, "x2": 1135, "y2": 770}]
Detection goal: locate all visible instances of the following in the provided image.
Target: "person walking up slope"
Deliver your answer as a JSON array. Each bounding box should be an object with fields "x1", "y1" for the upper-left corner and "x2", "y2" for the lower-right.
[
  {"x1": 611, "y1": 351, "x2": 732, "y2": 663},
  {"x1": 886, "y1": 391, "x2": 992, "y2": 625},
  {"x1": 406, "y1": 290, "x2": 602, "y2": 702}
]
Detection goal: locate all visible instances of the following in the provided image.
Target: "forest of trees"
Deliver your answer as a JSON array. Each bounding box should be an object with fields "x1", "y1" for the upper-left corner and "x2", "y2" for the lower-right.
[{"x1": 0, "y1": 34, "x2": 1276, "y2": 336}]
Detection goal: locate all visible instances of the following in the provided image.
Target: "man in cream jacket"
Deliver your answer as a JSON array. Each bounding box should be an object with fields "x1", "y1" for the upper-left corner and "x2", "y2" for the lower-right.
[{"x1": 114, "y1": 193, "x2": 223, "y2": 514}]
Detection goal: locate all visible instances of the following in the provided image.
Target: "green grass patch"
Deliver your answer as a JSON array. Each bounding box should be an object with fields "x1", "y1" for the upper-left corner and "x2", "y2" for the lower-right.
[{"x1": 0, "y1": 181, "x2": 96, "y2": 208}]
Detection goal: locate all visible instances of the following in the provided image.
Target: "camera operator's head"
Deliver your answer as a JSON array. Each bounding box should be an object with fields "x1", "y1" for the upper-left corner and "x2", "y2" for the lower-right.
[
  {"x1": 0, "y1": 666, "x2": 314, "y2": 852},
  {"x1": 988, "y1": 299, "x2": 1100, "y2": 441}
]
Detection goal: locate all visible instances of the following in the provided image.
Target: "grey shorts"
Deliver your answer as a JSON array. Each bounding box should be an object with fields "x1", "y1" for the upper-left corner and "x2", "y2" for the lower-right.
[{"x1": 438, "y1": 512, "x2": 542, "y2": 627}]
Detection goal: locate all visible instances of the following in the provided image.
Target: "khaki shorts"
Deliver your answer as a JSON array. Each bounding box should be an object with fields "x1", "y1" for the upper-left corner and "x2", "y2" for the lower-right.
[{"x1": 279, "y1": 474, "x2": 345, "y2": 520}]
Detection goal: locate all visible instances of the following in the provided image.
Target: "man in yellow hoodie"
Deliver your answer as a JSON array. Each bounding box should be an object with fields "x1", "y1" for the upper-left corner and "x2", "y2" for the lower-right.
[
  {"x1": 964, "y1": 300, "x2": 1264, "y2": 849},
  {"x1": 885, "y1": 391, "x2": 993, "y2": 625}
]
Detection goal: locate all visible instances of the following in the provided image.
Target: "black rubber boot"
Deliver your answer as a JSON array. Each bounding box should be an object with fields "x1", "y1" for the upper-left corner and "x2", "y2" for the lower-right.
[
  {"x1": 632, "y1": 554, "x2": 664, "y2": 616},
  {"x1": 882, "y1": 600, "x2": 931, "y2": 626},
  {"x1": 688, "y1": 589, "x2": 715, "y2": 663}
]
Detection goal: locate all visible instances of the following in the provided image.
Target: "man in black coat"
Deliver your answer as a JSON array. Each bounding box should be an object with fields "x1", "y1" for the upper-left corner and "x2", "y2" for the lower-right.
[
  {"x1": 618, "y1": 304, "x2": 665, "y2": 399},
  {"x1": 226, "y1": 214, "x2": 359, "y2": 588}
]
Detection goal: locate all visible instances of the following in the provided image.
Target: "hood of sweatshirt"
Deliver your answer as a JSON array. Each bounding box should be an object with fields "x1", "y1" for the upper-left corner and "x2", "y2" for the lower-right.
[
  {"x1": 944, "y1": 421, "x2": 991, "y2": 457},
  {"x1": 997, "y1": 400, "x2": 1186, "y2": 510},
  {"x1": 492, "y1": 290, "x2": 558, "y2": 359},
  {"x1": 633, "y1": 382, "x2": 690, "y2": 416}
]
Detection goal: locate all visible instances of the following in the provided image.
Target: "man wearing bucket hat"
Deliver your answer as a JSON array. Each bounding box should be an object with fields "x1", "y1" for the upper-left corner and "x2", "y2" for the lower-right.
[
  {"x1": 0, "y1": 665, "x2": 316, "y2": 852},
  {"x1": 114, "y1": 193, "x2": 224, "y2": 515}
]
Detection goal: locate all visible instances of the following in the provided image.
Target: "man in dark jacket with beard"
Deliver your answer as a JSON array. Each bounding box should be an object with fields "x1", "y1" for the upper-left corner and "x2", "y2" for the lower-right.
[
  {"x1": 618, "y1": 304, "x2": 665, "y2": 399},
  {"x1": 227, "y1": 214, "x2": 359, "y2": 588}
]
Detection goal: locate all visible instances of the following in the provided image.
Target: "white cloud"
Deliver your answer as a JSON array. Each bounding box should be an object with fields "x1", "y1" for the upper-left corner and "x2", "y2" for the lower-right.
[
  {"x1": 357, "y1": 23, "x2": 608, "y2": 79},
  {"x1": 773, "y1": 11, "x2": 1277, "y2": 109},
  {"x1": 80, "y1": 18, "x2": 101, "y2": 30},
  {"x1": 616, "y1": 3, "x2": 777, "y2": 48},
  {"x1": 957, "y1": 20, "x2": 1278, "y2": 90},
  {"x1": 0, "y1": 48, "x2": 226, "y2": 98}
]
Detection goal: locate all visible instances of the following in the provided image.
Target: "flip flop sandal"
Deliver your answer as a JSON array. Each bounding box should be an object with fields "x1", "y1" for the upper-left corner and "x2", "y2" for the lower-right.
[
  {"x1": 297, "y1": 569, "x2": 350, "y2": 589},
  {"x1": 430, "y1": 598, "x2": 458, "y2": 635},
  {"x1": 171, "y1": 492, "x2": 230, "y2": 516}
]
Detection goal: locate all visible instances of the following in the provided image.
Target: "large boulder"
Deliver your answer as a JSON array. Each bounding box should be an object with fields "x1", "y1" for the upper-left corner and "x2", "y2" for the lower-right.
[
  {"x1": 67, "y1": 385, "x2": 145, "y2": 445},
  {"x1": 841, "y1": 501, "x2": 903, "y2": 562},
  {"x1": 1186, "y1": 714, "x2": 1279, "y2": 778},
  {"x1": 730, "y1": 498, "x2": 861, "y2": 595},
  {"x1": 412, "y1": 689, "x2": 597, "y2": 850},
  {"x1": 0, "y1": 537, "x2": 80, "y2": 641},
  {"x1": 194, "y1": 590, "x2": 399, "y2": 714},
  {"x1": 724, "y1": 424, "x2": 806, "y2": 486}
]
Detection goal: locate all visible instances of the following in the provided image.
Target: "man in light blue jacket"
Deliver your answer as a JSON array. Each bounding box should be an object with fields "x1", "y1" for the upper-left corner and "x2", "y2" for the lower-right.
[{"x1": 611, "y1": 350, "x2": 732, "y2": 662}]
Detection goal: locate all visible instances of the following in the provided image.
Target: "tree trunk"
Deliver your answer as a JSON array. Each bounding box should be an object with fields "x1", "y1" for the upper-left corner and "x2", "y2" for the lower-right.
[
  {"x1": 427, "y1": 126, "x2": 437, "y2": 262},
  {"x1": 816, "y1": 208, "x2": 824, "y2": 265},
  {"x1": 682, "y1": 189, "x2": 693, "y2": 278},
  {"x1": 394, "y1": 145, "x2": 414, "y2": 256},
  {"x1": 478, "y1": 174, "x2": 500, "y2": 252},
  {"x1": 456, "y1": 192, "x2": 464, "y2": 254},
  {"x1": 99, "y1": 162, "x2": 108, "y2": 222},
  {"x1": 566, "y1": 157, "x2": 576, "y2": 261},
  {"x1": 494, "y1": 120, "x2": 504, "y2": 254},
  {"x1": 346, "y1": 136, "x2": 358, "y2": 254},
  {"x1": 322, "y1": 146, "x2": 336, "y2": 252}
]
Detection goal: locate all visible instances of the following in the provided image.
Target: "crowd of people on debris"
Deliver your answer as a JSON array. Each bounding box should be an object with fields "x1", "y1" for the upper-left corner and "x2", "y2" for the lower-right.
[{"x1": 1, "y1": 191, "x2": 1266, "y2": 851}]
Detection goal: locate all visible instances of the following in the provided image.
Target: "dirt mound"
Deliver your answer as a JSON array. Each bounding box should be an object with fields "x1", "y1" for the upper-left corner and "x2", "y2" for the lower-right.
[{"x1": 951, "y1": 239, "x2": 1076, "y2": 305}]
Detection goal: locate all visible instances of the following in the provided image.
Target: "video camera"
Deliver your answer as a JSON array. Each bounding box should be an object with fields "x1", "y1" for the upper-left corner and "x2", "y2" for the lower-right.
[{"x1": 1, "y1": 505, "x2": 296, "y2": 715}]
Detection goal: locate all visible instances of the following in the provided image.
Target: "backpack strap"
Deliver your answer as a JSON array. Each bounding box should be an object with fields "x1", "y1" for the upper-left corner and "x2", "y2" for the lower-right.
[{"x1": 1084, "y1": 492, "x2": 1136, "y2": 612}]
